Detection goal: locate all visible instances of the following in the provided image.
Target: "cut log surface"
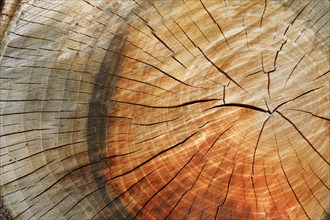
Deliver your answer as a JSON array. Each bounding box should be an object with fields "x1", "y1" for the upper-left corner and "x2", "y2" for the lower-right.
[{"x1": 0, "y1": 0, "x2": 329, "y2": 219}]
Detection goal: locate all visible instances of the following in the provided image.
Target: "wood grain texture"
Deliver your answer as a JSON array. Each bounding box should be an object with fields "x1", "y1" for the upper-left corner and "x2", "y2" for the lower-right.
[
  {"x1": 0, "y1": 0, "x2": 329, "y2": 219},
  {"x1": 0, "y1": 0, "x2": 20, "y2": 42}
]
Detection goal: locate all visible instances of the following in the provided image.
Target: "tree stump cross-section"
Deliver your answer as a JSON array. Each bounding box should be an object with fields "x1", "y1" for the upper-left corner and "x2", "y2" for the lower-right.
[{"x1": 0, "y1": 0, "x2": 329, "y2": 219}]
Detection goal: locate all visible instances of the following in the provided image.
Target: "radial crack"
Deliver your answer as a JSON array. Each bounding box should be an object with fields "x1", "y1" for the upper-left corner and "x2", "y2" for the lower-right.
[
  {"x1": 199, "y1": 0, "x2": 230, "y2": 48},
  {"x1": 110, "y1": 98, "x2": 221, "y2": 109},
  {"x1": 260, "y1": 0, "x2": 267, "y2": 28},
  {"x1": 205, "y1": 103, "x2": 271, "y2": 114},
  {"x1": 261, "y1": 52, "x2": 275, "y2": 97},
  {"x1": 276, "y1": 111, "x2": 329, "y2": 166},
  {"x1": 283, "y1": 54, "x2": 306, "y2": 89},
  {"x1": 197, "y1": 47, "x2": 247, "y2": 93},
  {"x1": 203, "y1": 124, "x2": 234, "y2": 158},
  {"x1": 272, "y1": 86, "x2": 323, "y2": 113},
  {"x1": 106, "y1": 49, "x2": 197, "y2": 88},
  {"x1": 286, "y1": 109, "x2": 330, "y2": 121},
  {"x1": 273, "y1": 126, "x2": 311, "y2": 220},
  {"x1": 251, "y1": 116, "x2": 271, "y2": 210},
  {"x1": 134, "y1": 152, "x2": 197, "y2": 218},
  {"x1": 111, "y1": 131, "x2": 199, "y2": 179},
  {"x1": 152, "y1": 32, "x2": 175, "y2": 54},
  {"x1": 273, "y1": 39, "x2": 287, "y2": 69}
]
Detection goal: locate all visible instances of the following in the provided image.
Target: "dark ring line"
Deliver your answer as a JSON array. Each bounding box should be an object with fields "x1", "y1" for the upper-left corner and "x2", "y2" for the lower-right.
[{"x1": 87, "y1": 30, "x2": 132, "y2": 218}]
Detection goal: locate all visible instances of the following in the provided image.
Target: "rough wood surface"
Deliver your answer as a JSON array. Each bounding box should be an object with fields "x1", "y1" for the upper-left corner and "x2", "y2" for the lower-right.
[
  {"x1": 0, "y1": 0, "x2": 20, "y2": 41},
  {"x1": 0, "y1": 0, "x2": 329, "y2": 219}
]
